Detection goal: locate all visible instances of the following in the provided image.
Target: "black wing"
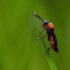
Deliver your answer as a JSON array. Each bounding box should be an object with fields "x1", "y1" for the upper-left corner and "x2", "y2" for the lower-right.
[
  {"x1": 46, "y1": 28, "x2": 58, "y2": 53},
  {"x1": 52, "y1": 30, "x2": 58, "y2": 53}
]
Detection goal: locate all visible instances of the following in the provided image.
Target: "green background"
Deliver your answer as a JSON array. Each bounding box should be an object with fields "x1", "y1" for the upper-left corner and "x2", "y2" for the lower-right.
[{"x1": 0, "y1": 0, "x2": 70, "y2": 70}]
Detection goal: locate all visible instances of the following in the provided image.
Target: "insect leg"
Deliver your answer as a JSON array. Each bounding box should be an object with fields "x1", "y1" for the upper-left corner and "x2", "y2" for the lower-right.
[
  {"x1": 37, "y1": 35, "x2": 46, "y2": 41},
  {"x1": 38, "y1": 29, "x2": 45, "y2": 37},
  {"x1": 44, "y1": 46, "x2": 51, "y2": 56}
]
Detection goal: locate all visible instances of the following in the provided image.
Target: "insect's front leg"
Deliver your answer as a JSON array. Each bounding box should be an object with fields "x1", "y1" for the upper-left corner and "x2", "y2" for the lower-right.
[
  {"x1": 37, "y1": 35, "x2": 46, "y2": 41},
  {"x1": 38, "y1": 29, "x2": 45, "y2": 37}
]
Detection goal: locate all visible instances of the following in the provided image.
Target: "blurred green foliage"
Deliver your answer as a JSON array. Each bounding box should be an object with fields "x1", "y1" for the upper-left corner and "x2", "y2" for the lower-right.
[{"x1": 0, "y1": 0, "x2": 70, "y2": 70}]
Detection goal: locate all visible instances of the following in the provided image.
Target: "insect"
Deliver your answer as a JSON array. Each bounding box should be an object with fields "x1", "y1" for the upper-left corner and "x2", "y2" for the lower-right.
[{"x1": 33, "y1": 11, "x2": 58, "y2": 55}]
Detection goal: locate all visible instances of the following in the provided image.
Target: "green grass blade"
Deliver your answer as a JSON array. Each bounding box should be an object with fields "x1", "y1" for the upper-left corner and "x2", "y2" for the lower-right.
[{"x1": 34, "y1": 17, "x2": 57, "y2": 70}]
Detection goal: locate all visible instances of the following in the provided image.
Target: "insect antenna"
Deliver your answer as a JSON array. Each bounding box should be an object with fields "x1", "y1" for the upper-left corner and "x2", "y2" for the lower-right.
[{"x1": 33, "y1": 11, "x2": 43, "y2": 21}]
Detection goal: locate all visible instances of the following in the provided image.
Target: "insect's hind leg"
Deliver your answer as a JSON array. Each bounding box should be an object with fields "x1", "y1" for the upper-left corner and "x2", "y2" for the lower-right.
[{"x1": 44, "y1": 46, "x2": 51, "y2": 56}]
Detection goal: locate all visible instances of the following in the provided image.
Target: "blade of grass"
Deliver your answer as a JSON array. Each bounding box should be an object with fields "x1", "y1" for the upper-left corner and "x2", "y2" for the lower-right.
[{"x1": 34, "y1": 16, "x2": 57, "y2": 70}]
